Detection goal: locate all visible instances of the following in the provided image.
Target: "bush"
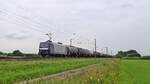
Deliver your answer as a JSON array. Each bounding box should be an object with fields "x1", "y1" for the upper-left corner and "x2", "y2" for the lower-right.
[
  {"x1": 0, "y1": 51, "x2": 3, "y2": 55},
  {"x1": 12, "y1": 50, "x2": 23, "y2": 56},
  {"x1": 7, "y1": 53, "x2": 13, "y2": 56},
  {"x1": 116, "y1": 50, "x2": 141, "y2": 58},
  {"x1": 127, "y1": 53, "x2": 141, "y2": 57}
]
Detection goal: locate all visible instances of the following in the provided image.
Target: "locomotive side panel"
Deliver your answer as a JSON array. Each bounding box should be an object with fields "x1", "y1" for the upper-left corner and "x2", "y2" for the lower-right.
[{"x1": 53, "y1": 43, "x2": 67, "y2": 55}]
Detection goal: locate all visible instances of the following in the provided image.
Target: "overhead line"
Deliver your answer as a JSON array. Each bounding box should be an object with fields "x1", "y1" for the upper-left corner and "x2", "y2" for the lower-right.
[{"x1": 0, "y1": 8, "x2": 46, "y2": 33}]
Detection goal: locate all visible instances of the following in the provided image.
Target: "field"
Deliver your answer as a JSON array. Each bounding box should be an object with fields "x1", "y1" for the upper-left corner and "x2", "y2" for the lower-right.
[
  {"x1": 37, "y1": 59, "x2": 118, "y2": 84},
  {"x1": 118, "y1": 59, "x2": 150, "y2": 84},
  {"x1": 36, "y1": 59, "x2": 150, "y2": 84},
  {"x1": 1, "y1": 58, "x2": 150, "y2": 84},
  {"x1": 0, "y1": 58, "x2": 110, "y2": 84}
]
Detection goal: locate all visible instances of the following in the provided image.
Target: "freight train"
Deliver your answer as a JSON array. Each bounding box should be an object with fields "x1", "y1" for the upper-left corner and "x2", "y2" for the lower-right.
[{"x1": 39, "y1": 40, "x2": 110, "y2": 58}]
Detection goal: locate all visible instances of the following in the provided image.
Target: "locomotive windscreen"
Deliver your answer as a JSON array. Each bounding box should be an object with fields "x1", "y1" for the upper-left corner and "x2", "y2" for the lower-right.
[{"x1": 39, "y1": 42, "x2": 49, "y2": 50}]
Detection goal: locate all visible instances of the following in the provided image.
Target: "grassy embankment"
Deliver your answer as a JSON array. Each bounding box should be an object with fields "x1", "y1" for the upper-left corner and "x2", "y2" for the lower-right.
[{"x1": 0, "y1": 58, "x2": 108, "y2": 83}]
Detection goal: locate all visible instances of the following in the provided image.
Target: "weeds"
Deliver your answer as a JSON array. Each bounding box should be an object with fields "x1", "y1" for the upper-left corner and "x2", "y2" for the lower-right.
[
  {"x1": 37, "y1": 59, "x2": 118, "y2": 84},
  {"x1": 0, "y1": 58, "x2": 108, "y2": 83}
]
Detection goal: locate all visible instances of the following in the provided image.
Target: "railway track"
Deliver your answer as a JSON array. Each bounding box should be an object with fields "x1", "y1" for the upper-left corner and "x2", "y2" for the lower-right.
[
  {"x1": 0, "y1": 56, "x2": 113, "y2": 60},
  {"x1": 0, "y1": 56, "x2": 41, "y2": 60},
  {"x1": 0, "y1": 56, "x2": 83, "y2": 60}
]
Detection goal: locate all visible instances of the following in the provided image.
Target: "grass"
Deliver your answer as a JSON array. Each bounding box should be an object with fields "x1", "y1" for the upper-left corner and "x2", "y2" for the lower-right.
[
  {"x1": 0, "y1": 58, "x2": 108, "y2": 84},
  {"x1": 35, "y1": 59, "x2": 118, "y2": 84},
  {"x1": 2, "y1": 58, "x2": 150, "y2": 84},
  {"x1": 37, "y1": 59, "x2": 150, "y2": 84},
  {"x1": 118, "y1": 59, "x2": 150, "y2": 84}
]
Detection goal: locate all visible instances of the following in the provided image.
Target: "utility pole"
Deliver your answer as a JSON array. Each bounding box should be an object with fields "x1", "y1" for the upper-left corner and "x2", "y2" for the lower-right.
[
  {"x1": 110, "y1": 50, "x2": 113, "y2": 56},
  {"x1": 105, "y1": 47, "x2": 108, "y2": 55},
  {"x1": 94, "y1": 38, "x2": 97, "y2": 58},
  {"x1": 70, "y1": 39, "x2": 72, "y2": 46},
  {"x1": 46, "y1": 33, "x2": 52, "y2": 41},
  {"x1": 70, "y1": 33, "x2": 76, "y2": 47}
]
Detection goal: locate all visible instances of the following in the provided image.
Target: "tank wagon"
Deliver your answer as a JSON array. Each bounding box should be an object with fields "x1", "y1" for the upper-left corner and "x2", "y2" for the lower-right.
[{"x1": 39, "y1": 40, "x2": 110, "y2": 58}]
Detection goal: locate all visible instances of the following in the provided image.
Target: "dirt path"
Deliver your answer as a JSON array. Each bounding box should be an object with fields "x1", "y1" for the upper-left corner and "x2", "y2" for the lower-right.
[{"x1": 18, "y1": 63, "x2": 100, "y2": 84}]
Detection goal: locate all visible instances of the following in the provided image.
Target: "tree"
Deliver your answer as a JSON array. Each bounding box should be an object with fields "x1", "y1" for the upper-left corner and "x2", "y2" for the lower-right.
[
  {"x1": 116, "y1": 51, "x2": 126, "y2": 58},
  {"x1": 126, "y1": 50, "x2": 141, "y2": 57},
  {"x1": 0, "y1": 51, "x2": 3, "y2": 55},
  {"x1": 12, "y1": 50, "x2": 23, "y2": 56},
  {"x1": 116, "y1": 50, "x2": 141, "y2": 58},
  {"x1": 7, "y1": 53, "x2": 13, "y2": 56}
]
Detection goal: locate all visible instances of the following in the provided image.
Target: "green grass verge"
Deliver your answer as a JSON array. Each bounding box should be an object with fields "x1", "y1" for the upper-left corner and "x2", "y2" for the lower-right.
[
  {"x1": 118, "y1": 59, "x2": 150, "y2": 84},
  {"x1": 0, "y1": 58, "x2": 107, "y2": 84}
]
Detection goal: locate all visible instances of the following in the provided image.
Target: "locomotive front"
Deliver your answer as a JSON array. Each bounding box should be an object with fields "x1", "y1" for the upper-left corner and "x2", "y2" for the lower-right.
[{"x1": 39, "y1": 41, "x2": 50, "y2": 57}]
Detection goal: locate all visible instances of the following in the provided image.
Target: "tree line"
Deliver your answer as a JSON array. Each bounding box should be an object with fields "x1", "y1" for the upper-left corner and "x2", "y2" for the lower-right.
[
  {"x1": 116, "y1": 50, "x2": 141, "y2": 58},
  {"x1": 0, "y1": 50, "x2": 38, "y2": 56},
  {"x1": 0, "y1": 49, "x2": 142, "y2": 58}
]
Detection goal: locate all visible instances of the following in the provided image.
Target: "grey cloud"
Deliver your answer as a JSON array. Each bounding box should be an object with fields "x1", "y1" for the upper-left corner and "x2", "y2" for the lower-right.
[
  {"x1": 3, "y1": 31, "x2": 31, "y2": 40},
  {"x1": 120, "y1": 3, "x2": 134, "y2": 8},
  {"x1": 0, "y1": 0, "x2": 150, "y2": 55}
]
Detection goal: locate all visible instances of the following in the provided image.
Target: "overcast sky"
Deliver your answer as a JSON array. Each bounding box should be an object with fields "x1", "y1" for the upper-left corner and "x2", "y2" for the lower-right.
[{"x1": 0, "y1": 0, "x2": 150, "y2": 55}]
